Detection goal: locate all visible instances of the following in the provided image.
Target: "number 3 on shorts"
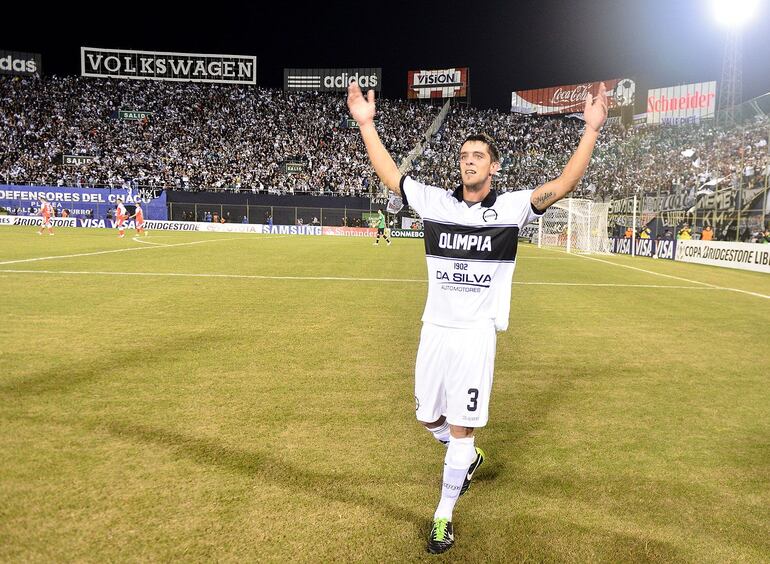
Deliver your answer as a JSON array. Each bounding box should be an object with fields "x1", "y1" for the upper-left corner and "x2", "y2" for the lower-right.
[{"x1": 467, "y1": 388, "x2": 479, "y2": 412}]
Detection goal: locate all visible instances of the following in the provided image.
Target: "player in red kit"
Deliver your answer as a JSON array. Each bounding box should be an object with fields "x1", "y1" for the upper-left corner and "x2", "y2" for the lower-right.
[
  {"x1": 37, "y1": 198, "x2": 54, "y2": 236},
  {"x1": 115, "y1": 198, "x2": 128, "y2": 238},
  {"x1": 129, "y1": 202, "x2": 146, "y2": 236}
]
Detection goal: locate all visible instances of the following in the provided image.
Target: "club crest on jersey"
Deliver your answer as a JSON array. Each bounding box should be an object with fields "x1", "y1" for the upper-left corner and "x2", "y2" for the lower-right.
[
  {"x1": 482, "y1": 209, "x2": 498, "y2": 222},
  {"x1": 438, "y1": 233, "x2": 492, "y2": 252}
]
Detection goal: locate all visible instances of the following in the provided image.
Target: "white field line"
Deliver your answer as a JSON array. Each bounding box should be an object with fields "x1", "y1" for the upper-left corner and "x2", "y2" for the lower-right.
[
  {"x1": 131, "y1": 236, "x2": 167, "y2": 246},
  {"x1": 571, "y1": 252, "x2": 770, "y2": 301},
  {"x1": 0, "y1": 236, "x2": 286, "y2": 266},
  {"x1": 0, "y1": 268, "x2": 725, "y2": 291},
  {"x1": 517, "y1": 257, "x2": 575, "y2": 260},
  {"x1": 521, "y1": 246, "x2": 768, "y2": 300}
]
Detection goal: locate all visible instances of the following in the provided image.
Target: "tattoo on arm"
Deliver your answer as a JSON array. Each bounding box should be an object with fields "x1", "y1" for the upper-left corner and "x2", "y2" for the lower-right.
[{"x1": 533, "y1": 190, "x2": 555, "y2": 209}]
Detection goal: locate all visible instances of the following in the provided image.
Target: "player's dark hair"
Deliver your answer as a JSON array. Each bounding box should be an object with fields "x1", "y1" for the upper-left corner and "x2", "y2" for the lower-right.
[{"x1": 462, "y1": 133, "x2": 500, "y2": 163}]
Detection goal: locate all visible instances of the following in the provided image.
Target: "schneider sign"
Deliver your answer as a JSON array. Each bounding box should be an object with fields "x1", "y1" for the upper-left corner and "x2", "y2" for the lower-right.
[
  {"x1": 81, "y1": 47, "x2": 257, "y2": 84},
  {"x1": 284, "y1": 68, "x2": 381, "y2": 92}
]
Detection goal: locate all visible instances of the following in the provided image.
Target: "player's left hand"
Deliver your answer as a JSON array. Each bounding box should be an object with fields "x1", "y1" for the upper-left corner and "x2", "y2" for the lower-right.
[{"x1": 584, "y1": 82, "x2": 608, "y2": 133}]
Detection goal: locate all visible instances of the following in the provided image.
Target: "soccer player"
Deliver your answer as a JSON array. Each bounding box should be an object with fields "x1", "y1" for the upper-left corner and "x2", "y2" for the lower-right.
[
  {"x1": 115, "y1": 198, "x2": 128, "y2": 238},
  {"x1": 373, "y1": 208, "x2": 391, "y2": 246},
  {"x1": 347, "y1": 80, "x2": 607, "y2": 554},
  {"x1": 37, "y1": 198, "x2": 54, "y2": 236},
  {"x1": 129, "y1": 201, "x2": 146, "y2": 236}
]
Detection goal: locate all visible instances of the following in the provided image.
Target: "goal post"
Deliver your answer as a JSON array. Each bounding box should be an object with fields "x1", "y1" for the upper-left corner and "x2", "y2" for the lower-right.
[{"x1": 537, "y1": 198, "x2": 611, "y2": 254}]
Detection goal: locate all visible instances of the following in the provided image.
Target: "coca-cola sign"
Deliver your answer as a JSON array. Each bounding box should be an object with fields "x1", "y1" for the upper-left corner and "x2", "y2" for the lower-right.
[
  {"x1": 553, "y1": 84, "x2": 593, "y2": 104},
  {"x1": 511, "y1": 78, "x2": 635, "y2": 115}
]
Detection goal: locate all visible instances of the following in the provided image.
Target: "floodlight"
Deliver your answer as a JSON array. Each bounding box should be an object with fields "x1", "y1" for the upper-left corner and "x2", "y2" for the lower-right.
[{"x1": 711, "y1": 0, "x2": 761, "y2": 28}]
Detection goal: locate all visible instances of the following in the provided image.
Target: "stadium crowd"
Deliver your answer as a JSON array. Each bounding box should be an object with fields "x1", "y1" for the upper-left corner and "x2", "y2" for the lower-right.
[
  {"x1": 408, "y1": 105, "x2": 769, "y2": 203},
  {"x1": 0, "y1": 76, "x2": 438, "y2": 196},
  {"x1": 1, "y1": 75, "x2": 768, "y2": 206}
]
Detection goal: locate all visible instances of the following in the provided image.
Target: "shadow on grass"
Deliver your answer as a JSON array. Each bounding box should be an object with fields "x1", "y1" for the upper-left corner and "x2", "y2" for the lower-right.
[
  {"x1": 0, "y1": 330, "x2": 228, "y2": 398},
  {"x1": 492, "y1": 512, "x2": 686, "y2": 563},
  {"x1": 479, "y1": 371, "x2": 580, "y2": 486},
  {"x1": 103, "y1": 419, "x2": 425, "y2": 532}
]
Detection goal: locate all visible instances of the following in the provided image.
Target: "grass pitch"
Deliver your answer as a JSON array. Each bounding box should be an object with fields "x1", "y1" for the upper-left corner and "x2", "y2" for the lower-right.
[{"x1": 1, "y1": 226, "x2": 769, "y2": 562}]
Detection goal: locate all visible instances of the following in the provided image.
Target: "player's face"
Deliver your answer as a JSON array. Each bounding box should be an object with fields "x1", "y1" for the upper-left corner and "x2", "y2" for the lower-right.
[{"x1": 459, "y1": 141, "x2": 499, "y2": 190}]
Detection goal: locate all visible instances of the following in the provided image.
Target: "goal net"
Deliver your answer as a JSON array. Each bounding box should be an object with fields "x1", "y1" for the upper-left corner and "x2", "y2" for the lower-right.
[{"x1": 537, "y1": 198, "x2": 611, "y2": 254}]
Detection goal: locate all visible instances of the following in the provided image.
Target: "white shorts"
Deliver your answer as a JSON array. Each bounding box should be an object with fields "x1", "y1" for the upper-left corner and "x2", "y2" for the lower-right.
[{"x1": 414, "y1": 322, "x2": 497, "y2": 428}]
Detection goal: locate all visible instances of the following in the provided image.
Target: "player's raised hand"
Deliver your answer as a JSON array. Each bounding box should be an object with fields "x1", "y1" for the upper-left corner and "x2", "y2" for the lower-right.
[
  {"x1": 347, "y1": 81, "x2": 376, "y2": 127},
  {"x1": 584, "y1": 82, "x2": 608, "y2": 133}
]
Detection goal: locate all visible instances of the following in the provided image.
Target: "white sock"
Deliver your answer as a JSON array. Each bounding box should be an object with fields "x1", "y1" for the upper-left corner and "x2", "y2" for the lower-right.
[
  {"x1": 434, "y1": 436, "x2": 476, "y2": 520},
  {"x1": 426, "y1": 421, "x2": 451, "y2": 445}
]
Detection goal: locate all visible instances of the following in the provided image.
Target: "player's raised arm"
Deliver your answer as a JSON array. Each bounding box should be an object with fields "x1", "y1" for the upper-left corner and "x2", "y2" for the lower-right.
[
  {"x1": 347, "y1": 81, "x2": 403, "y2": 194},
  {"x1": 530, "y1": 82, "x2": 609, "y2": 212}
]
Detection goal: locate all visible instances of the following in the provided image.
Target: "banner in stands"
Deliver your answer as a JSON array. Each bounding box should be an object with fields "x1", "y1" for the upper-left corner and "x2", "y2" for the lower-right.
[
  {"x1": 0, "y1": 216, "x2": 76, "y2": 227},
  {"x1": 646, "y1": 81, "x2": 717, "y2": 125},
  {"x1": 675, "y1": 240, "x2": 770, "y2": 273},
  {"x1": 0, "y1": 50, "x2": 42, "y2": 77},
  {"x1": 407, "y1": 68, "x2": 468, "y2": 99},
  {"x1": 118, "y1": 110, "x2": 152, "y2": 120},
  {"x1": 284, "y1": 68, "x2": 381, "y2": 92},
  {"x1": 511, "y1": 78, "x2": 635, "y2": 115},
  {"x1": 518, "y1": 224, "x2": 539, "y2": 243},
  {"x1": 262, "y1": 225, "x2": 322, "y2": 235},
  {"x1": 81, "y1": 47, "x2": 257, "y2": 85},
  {"x1": 609, "y1": 238, "x2": 676, "y2": 260},
  {"x1": 0, "y1": 186, "x2": 167, "y2": 220},
  {"x1": 0, "y1": 216, "x2": 263, "y2": 233},
  {"x1": 62, "y1": 155, "x2": 99, "y2": 166},
  {"x1": 609, "y1": 182, "x2": 767, "y2": 240},
  {"x1": 0, "y1": 218, "x2": 419, "y2": 240},
  {"x1": 634, "y1": 238, "x2": 656, "y2": 258},
  {"x1": 322, "y1": 226, "x2": 377, "y2": 237},
  {"x1": 655, "y1": 239, "x2": 676, "y2": 260},
  {"x1": 401, "y1": 217, "x2": 423, "y2": 230},
  {"x1": 390, "y1": 228, "x2": 424, "y2": 238},
  {"x1": 610, "y1": 237, "x2": 633, "y2": 255},
  {"x1": 342, "y1": 115, "x2": 380, "y2": 129},
  {"x1": 283, "y1": 160, "x2": 308, "y2": 174},
  {"x1": 78, "y1": 218, "x2": 199, "y2": 230}
]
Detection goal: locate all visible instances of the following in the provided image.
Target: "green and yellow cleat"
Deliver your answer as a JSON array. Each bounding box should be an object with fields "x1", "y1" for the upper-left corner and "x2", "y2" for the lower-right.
[
  {"x1": 459, "y1": 447, "x2": 485, "y2": 496},
  {"x1": 427, "y1": 518, "x2": 454, "y2": 554}
]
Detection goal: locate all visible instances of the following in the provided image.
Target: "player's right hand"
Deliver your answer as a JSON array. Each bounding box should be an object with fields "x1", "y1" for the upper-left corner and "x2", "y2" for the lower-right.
[
  {"x1": 584, "y1": 82, "x2": 608, "y2": 133},
  {"x1": 347, "y1": 81, "x2": 375, "y2": 127}
]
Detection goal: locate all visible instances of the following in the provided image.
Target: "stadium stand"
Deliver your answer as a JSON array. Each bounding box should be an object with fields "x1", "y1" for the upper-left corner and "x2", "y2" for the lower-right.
[
  {"x1": 1, "y1": 75, "x2": 767, "y2": 205},
  {"x1": 0, "y1": 76, "x2": 439, "y2": 195}
]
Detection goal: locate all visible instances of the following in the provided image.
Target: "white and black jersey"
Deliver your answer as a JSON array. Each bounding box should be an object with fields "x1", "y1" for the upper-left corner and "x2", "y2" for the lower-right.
[{"x1": 400, "y1": 175, "x2": 544, "y2": 332}]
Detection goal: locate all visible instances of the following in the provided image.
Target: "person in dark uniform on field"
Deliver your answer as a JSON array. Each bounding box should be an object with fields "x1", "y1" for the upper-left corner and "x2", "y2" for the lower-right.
[{"x1": 373, "y1": 208, "x2": 392, "y2": 246}]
